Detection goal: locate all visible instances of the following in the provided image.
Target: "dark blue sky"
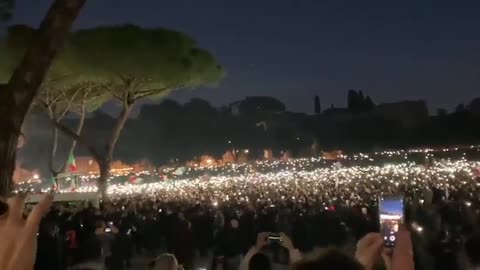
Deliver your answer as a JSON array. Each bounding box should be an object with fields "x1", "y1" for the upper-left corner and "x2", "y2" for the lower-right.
[{"x1": 12, "y1": 0, "x2": 480, "y2": 114}]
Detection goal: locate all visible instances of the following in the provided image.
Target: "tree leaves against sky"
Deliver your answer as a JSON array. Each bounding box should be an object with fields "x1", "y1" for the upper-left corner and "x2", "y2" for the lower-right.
[
  {"x1": 0, "y1": 0, "x2": 14, "y2": 22},
  {"x1": 1, "y1": 24, "x2": 225, "y2": 104}
]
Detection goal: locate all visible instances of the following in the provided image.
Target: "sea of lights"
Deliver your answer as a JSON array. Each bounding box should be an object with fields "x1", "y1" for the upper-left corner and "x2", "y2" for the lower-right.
[{"x1": 15, "y1": 145, "x2": 480, "y2": 206}]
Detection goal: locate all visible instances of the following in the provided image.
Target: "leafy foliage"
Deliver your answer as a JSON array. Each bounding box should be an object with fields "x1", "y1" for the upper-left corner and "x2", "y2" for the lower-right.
[
  {"x1": 1, "y1": 24, "x2": 224, "y2": 100},
  {"x1": 0, "y1": 0, "x2": 14, "y2": 22}
]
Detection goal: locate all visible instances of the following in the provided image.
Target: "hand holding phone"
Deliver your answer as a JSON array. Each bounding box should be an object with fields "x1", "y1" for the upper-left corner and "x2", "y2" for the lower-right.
[
  {"x1": 268, "y1": 233, "x2": 283, "y2": 244},
  {"x1": 255, "y1": 232, "x2": 269, "y2": 249},
  {"x1": 379, "y1": 195, "x2": 404, "y2": 247},
  {"x1": 278, "y1": 233, "x2": 294, "y2": 250},
  {"x1": 355, "y1": 233, "x2": 384, "y2": 270},
  {"x1": 380, "y1": 227, "x2": 414, "y2": 270}
]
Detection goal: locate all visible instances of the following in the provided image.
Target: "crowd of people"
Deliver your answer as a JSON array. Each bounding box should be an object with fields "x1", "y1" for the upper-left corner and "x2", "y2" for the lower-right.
[
  {"x1": 6, "y1": 147, "x2": 480, "y2": 269},
  {"x1": 4, "y1": 193, "x2": 415, "y2": 270}
]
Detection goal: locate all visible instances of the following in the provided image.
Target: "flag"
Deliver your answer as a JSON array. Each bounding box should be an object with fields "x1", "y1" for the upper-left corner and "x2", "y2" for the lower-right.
[
  {"x1": 129, "y1": 176, "x2": 137, "y2": 183},
  {"x1": 129, "y1": 175, "x2": 144, "y2": 184},
  {"x1": 68, "y1": 154, "x2": 77, "y2": 172},
  {"x1": 50, "y1": 177, "x2": 58, "y2": 191}
]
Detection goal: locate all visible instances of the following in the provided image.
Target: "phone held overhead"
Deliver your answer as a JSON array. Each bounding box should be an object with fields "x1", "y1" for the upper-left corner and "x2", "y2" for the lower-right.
[{"x1": 379, "y1": 195, "x2": 404, "y2": 247}]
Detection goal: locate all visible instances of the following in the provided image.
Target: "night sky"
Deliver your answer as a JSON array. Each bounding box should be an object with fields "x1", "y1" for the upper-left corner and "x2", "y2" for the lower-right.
[{"x1": 11, "y1": 0, "x2": 480, "y2": 114}]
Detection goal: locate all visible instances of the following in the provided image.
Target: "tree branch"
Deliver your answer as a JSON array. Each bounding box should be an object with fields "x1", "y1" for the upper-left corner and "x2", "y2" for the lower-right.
[
  {"x1": 57, "y1": 87, "x2": 79, "y2": 120},
  {"x1": 48, "y1": 121, "x2": 61, "y2": 176},
  {"x1": 105, "y1": 103, "x2": 133, "y2": 160},
  {"x1": 0, "y1": 0, "x2": 86, "y2": 196},
  {"x1": 58, "y1": 99, "x2": 86, "y2": 173},
  {"x1": 4, "y1": 0, "x2": 87, "y2": 119},
  {"x1": 101, "y1": 83, "x2": 123, "y2": 101},
  {"x1": 132, "y1": 84, "x2": 184, "y2": 101},
  {"x1": 51, "y1": 119, "x2": 102, "y2": 162}
]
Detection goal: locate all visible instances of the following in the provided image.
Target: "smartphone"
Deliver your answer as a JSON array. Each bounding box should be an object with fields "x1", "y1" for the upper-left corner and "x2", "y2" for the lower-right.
[
  {"x1": 268, "y1": 233, "x2": 283, "y2": 243},
  {"x1": 379, "y1": 195, "x2": 404, "y2": 247}
]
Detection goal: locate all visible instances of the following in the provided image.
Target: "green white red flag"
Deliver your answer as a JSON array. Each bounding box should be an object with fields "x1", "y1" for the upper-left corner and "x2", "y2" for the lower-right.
[{"x1": 68, "y1": 154, "x2": 77, "y2": 172}]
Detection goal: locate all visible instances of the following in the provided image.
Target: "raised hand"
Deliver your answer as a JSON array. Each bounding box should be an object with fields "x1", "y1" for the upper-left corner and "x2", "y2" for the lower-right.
[
  {"x1": 0, "y1": 194, "x2": 53, "y2": 270},
  {"x1": 355, "y1": 232, "x2": 384, "y2": 270},
  {"x1": 280, "y1": 232, "x2": 302, "y2": 263},
  {"x1": 255, "y1": 232, "x2": 269, "y2": 250},
  {"x1": 280, "y1": 232, "x2": 295, "y2": 250},
  {"x1": 382, "y1": 227, "x2": 414, "y2": 270}
]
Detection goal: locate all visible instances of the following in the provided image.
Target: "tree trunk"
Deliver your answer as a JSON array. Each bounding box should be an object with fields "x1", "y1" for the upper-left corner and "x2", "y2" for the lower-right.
[
  {"x1": 63, "y1": 106, "x2": 86, "y2": 169},
  {"x1": 49, "y1": 103, "x2": 86, "y2": 177},
  {"x1": 97, "y1": 158, "x2": 109, "y2": 199},
  {"x1": 106, "y1": 105, "x2": 133, "y2": 159},
  {"x1": 48, "y1": 123, "x2": 60, "y2": 177},
  {"x1": 0, "y1": 0, "x2": 86, "y2": 196},
  {"x1": 0, "y1": 116, "x2": 18, "y2": 197},
  {"x1": 54, "y1": 103, "x2": 133, "y2": 198},
  {"x1": 96, "y1": 104, "x2": 133, "y2": 197}
]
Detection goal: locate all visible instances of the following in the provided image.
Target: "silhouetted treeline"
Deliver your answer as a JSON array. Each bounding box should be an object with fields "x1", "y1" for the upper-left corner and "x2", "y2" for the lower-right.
[{"x1": 18, "y1": 93, "x2": 480, "y2": 173}]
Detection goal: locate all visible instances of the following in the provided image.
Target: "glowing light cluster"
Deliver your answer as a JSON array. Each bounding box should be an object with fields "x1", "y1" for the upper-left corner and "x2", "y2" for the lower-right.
[
  {"x1": 25, "y1": 159, "x2": 479, "y2": 207},
  {"x1": 15, "y1": 145, "x2": 480, "y2": 208}
]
